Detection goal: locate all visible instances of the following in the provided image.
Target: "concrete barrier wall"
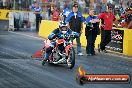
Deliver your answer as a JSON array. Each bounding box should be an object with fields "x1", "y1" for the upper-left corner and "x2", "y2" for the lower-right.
[
  {"x1": 0, "y1": 9, "x2": 10, "y2": 20},
  {"x1": 123, "y1": 29, "x2": 132, "y2": 56},
  {"x1": 39, "y1": 20, "x2": 132, "y2": 56}
]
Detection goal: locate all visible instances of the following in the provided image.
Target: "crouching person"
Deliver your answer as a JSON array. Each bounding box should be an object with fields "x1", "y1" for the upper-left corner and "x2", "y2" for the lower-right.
[{"x1": 42, "y1": 21, "x2": 79, "y2": 65}]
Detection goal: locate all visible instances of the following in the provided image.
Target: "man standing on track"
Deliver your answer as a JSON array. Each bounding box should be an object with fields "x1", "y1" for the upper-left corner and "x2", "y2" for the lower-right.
[{"x1": 98, "y1": 5, "x2": 118, "y2": 53}]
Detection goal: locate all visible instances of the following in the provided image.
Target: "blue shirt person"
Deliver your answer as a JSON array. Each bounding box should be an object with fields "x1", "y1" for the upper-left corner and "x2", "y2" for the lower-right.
[
  {"x1": 34, "y1": 5, "x2": 42, "y2": 17},
  {"x1": 33, "y1": 3, "x2": 42, "y2": 31},
  {"x1": 30, "y1": 1, "x2": 37, "y2": 11},
  {"x1": 62, "y1": 7, "x2": 71, "y2": 22},
  {"x1": 66, "y1": 11, "x2": 85, "y2": 33},
  {"x1": 66, "y1": 3, "x2": 85, "y2": 55},
  {"x1": 85, "y1": 9, "x2": 100, "y2": 56},
  {"x1": 31, "y1": 4, "x2": 35, "y2": 11}
]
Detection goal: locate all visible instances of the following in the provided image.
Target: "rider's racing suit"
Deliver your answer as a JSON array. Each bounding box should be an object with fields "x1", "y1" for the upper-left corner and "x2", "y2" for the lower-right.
[{"x1": 44, "y1": 28, "x2": 79, "y2": 61}]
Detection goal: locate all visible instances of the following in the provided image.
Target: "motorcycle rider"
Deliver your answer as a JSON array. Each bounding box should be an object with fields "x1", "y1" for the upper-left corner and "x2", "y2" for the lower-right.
[{"x1": 42, "y1": 21, "x2": 79, "y2": 65}]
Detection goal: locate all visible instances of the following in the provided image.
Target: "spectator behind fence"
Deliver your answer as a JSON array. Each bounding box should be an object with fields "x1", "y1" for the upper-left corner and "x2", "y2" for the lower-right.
[
  {"x1": 101, "y1": 2, "x2": 107, "y2": 13},
  {"x1": 0, "y1": 0, "x2": 3, "y2": 9},
  {"x1": 14, "y1": 12, "x2": 20, "y2": 31},
  {"x1": 47, "y1": 5, "x2": 52, "y2": 20},
  {"x1": 33, "y1": 2, "x2": 42, "y2": 32},
  {"x1": 78, "y1": 0, "x2": 85, "y2": 13},
  {"x1": 120, "y1": 7, "x2": 132, "y2": 29},
  {"x1": 62, "y1": 6, "x2": 71, "y2": 22},
  {"x1": 98, "y1": 5, "x2": 119, "y2": 53},
  {"x1": 66, "y1": 3, "x2": 85, "y2": 56},
  {"x1": 2, "y1": 0, "x2": 7, "y2": 9},
  {"x1": 51, "y1": 5, "x2": 60, "y2": 21},
  {"x1": 30, "y1": 1, "x2": 36, "y2": 11},
  {"x1": 85, "y1": 9, "x2": 100, "y2": 56},
  {"x1": 125, "y1": 8, "x2": 132, "y2": 29}
]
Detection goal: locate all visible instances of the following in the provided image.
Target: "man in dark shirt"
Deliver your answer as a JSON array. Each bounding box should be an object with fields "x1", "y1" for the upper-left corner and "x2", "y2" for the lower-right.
[
  {"x1": 66, "y1": 3, "x2": 85, "y2": 56},
  {"x1": 85, "y1": 9, "x2": 100, "y2": 56}
]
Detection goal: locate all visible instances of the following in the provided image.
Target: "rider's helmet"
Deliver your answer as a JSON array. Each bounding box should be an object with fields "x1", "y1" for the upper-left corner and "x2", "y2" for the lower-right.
[{"x1": 59, "y1": 21, "x2": 68, "y2": 34}]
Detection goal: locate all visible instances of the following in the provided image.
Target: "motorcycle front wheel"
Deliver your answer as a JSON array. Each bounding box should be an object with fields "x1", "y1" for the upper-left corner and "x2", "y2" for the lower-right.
[{"x1": 67, "y1": 47, "x2": 75, "y2": 69}]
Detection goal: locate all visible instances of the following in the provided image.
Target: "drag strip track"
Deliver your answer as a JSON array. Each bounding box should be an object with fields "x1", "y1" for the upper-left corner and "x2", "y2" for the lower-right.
[
  {"x1": 0, "y1": 30, "x2": 132, "y2": 88},
  {"x1": 0, "y1": 60, "x2": 48, "y2": 88}
]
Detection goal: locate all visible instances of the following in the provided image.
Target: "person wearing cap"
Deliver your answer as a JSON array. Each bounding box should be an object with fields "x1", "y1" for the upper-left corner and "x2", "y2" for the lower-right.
[
  {"x1": 125, "y1": 8, "x2": 132, "y2": 29},
  {"x1": 85, "y1": 9, "x2": 100, "y2": 56},
  {"x1": 33, "y1": 2, "x2": 42, "y2": 32},
  {"x1": 30, "y1": 1, "x2": 36, "y2": 11},
  {"x1": 120, "y1": 7, "x2": 132, "y2": 29},
  {"x1": 66, "y1": 3, "x2": 85, "y2": 56},
  {"x1": 98, "y1": 5, "x2": 118, "y2": 53}
]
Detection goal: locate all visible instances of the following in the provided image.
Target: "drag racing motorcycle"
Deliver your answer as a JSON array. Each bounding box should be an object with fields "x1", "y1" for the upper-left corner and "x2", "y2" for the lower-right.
[{"x1": 43, "y1": 34, "x2": 76, "y2": 69}]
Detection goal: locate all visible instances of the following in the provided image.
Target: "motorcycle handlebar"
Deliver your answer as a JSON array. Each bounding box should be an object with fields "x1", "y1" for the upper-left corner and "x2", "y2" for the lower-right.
[{"x1": 50, "y1": 34, "x2": 76, "y2": 41}]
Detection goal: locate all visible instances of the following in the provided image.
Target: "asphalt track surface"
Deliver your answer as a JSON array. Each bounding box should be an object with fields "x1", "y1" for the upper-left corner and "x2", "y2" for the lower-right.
[{"x1": 0, "y1": 30, "x2": 132, "y2": 88}]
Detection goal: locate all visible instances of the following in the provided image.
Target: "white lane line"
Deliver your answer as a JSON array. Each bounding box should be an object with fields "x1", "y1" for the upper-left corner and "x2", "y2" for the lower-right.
[{"x1": 9, "y1": 31, "x2": 44, "y2": 40}]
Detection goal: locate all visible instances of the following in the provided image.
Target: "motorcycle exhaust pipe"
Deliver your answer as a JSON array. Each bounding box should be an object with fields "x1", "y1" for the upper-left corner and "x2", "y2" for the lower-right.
[
  {"x1": 53, "y1": 58, "x2": 66, "y2": 64},
  {"x1": 59, "y1": 52, "x2": 65, "y2": 57}
]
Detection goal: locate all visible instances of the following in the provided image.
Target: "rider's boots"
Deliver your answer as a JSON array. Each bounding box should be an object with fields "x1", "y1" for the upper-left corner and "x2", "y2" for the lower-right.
[{"x1": 42, "y1": 53, "x2": 49, "y2": 66}]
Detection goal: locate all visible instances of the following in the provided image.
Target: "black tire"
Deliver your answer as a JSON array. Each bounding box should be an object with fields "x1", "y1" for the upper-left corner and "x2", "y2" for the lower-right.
[
  {"x1": 79, "y1": 77, "x2": 86, "y2": 85},
  {"x1": 42, "y1": 59, "x2": 46, "y2": 66},
  {"x1": 41, "y1": 50, "x2": 46, "y2": 66},
  {"x1": 98, "y1": 44, "x2": 100, "y2": 53},
  {"x1": 76, "y1": 73, "x2": 85, "y2": 85},
  {"x1": 67, "y1": 47, "x2": 75, "y2": 69},
  {"x1": 47, "y1": 53, "x2": 54, "y2": 65}
]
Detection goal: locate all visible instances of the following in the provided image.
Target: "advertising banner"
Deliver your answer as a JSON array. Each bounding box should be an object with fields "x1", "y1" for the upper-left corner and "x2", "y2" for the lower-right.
[{"x1": 106, "y1": 29, "x2": 124, "y2": 53}]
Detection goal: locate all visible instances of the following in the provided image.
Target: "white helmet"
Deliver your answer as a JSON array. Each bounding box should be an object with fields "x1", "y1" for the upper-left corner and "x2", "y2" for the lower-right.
[
  {"x1": 59, "y1": 21, "x2": 67, "y2": 27},
  {"x1": 59, "y1": 21, "x2": 68, "y2": 34}
]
